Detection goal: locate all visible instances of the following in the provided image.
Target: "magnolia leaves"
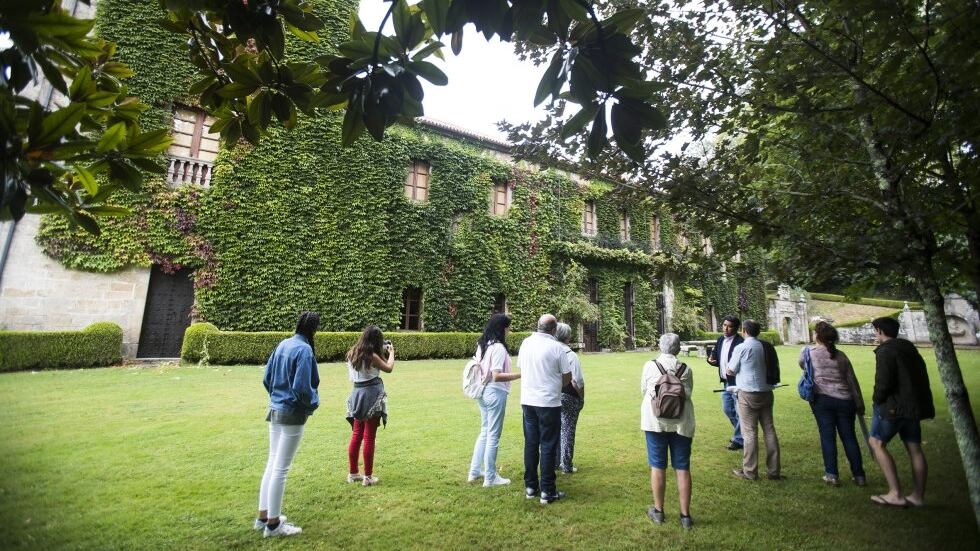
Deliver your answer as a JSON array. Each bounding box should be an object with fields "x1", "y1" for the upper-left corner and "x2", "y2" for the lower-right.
[{"x1": 1, "y1": 2, "x2": 171, "y2": 233}]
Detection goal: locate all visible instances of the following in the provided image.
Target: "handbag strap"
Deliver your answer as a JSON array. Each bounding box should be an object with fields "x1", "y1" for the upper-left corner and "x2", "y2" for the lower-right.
[{"x1": 803, "y1": 347, "x2": 814, "y2": 378}]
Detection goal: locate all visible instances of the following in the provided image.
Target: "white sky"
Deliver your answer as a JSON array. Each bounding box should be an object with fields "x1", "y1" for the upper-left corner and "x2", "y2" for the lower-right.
[{"x1": 358, "y1": 1, "x2": 544, "y2": 140}]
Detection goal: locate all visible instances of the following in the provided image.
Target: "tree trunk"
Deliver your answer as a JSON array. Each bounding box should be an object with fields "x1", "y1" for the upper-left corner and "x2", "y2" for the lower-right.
[{"x1": 915, "y1": 264, "x2": 980, "y2": 529}]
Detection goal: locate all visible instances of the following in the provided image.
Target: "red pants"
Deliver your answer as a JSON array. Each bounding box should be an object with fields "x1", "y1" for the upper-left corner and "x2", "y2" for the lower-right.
[{"x1": 348, "y1": 417, "x2": 380, "y2": 476}]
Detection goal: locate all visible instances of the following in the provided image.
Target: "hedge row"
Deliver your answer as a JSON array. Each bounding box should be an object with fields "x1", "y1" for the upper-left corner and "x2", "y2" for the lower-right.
[
  {"x1": 181, "y1": 323, "x2": 533, "y2": 365},
  {"x1": 0, "y1": 322, "x2": 123, "y2": 372},
  {"x1": 696, "y1": 330, "x2": 784, "y2": 346},
  {"x1": 808, "y1": 293, "x2": 921, "y2": 309}
]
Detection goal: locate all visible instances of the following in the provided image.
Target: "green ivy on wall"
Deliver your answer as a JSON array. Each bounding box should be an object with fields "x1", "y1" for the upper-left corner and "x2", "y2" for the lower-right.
[{"x1": 33, "y1": 0, "x2": 769, "y2": 350}]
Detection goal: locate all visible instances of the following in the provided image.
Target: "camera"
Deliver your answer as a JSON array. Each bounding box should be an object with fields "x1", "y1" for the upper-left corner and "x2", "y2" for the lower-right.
[{"x1": 383, "y1": 339, "x2": 392, "y2": 349}]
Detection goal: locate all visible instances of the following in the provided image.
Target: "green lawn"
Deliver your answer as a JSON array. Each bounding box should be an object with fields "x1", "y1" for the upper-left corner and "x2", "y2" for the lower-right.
[{"x1": 1, "y1": 345, "x2": 978, "y2": 549}]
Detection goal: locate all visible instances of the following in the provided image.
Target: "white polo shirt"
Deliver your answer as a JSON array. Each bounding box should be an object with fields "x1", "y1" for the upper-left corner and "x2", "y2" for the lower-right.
[{"x1": 518, "y1": 332, "x2": 571, "y2": 408}]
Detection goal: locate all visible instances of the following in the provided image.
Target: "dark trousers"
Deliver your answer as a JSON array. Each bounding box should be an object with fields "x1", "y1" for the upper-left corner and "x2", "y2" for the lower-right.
[
  {"x1": 523, "y1": 405, "x2": 561, "y2": 495},
  {"x1": 810, "y1": 394, "x2": 865, "y2": 478}
]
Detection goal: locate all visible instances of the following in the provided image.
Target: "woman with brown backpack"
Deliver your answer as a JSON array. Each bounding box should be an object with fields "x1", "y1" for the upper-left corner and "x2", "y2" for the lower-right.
[{"x1": 640, "y1": 332, "x2": 695, "y2": 530}]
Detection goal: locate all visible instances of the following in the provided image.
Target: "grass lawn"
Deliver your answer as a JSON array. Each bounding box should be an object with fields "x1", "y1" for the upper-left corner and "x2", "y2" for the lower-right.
[
  {"x1": 1, "y1": 345, "x2": 978, "y2": 550},
  {"x1": 808, "y1": 300, "x2": 902, "y2": 325}
]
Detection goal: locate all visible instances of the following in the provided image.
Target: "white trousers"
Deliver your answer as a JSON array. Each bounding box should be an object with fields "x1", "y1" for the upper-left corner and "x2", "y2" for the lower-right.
[{"x1": 258, "y1": 422, "x2": 305, "y2": 518}]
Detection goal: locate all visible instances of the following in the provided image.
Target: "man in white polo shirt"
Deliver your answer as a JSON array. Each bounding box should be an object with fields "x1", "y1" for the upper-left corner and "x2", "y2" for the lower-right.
[{"x1": 518, "y1": 314, "x2": 572, "y2": 504}]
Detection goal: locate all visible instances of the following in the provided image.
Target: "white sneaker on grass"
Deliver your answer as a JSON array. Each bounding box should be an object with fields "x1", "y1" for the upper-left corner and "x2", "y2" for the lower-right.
[
  {"x1": 362, "y1": 475, "x2": 380, "y2": 486},
  {"x1": 253, "y1": 516, "x2": 285, "y2": 530},
  {"x1": 347, "y1": 473, "x2": 363, "y2": 483},
  {"x1": 263, "y1": 521, "x2": 302, "y2": 538},
  {"x1": 483, "y1": 475, "x2": 511, "y2": 487},
  {"x1": 467, "y1": 472, "x2": 484, "y2": 483}
]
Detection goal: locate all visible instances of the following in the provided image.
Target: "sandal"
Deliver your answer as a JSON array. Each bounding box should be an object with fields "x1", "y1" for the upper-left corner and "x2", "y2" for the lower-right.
[{"x1": 871, "y1": 494, "x2": 908, "y2": 508}]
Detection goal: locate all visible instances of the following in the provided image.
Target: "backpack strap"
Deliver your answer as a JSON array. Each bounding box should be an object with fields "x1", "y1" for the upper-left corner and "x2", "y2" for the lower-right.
[
  {"x1": 676, "y1": 363, "x2": 687, "y2": 378},
  {"x1": 653, "y1": 360, "x2": 667, "y2": 375}
]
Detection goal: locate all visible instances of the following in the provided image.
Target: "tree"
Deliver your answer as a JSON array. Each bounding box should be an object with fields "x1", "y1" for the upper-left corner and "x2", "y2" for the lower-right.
[
  {"x1": 3, "y1": 0, "x2": 665, "y2": 230},
  {"x1": 504, "y1": 0, "x2": 980, "y2": 527}
]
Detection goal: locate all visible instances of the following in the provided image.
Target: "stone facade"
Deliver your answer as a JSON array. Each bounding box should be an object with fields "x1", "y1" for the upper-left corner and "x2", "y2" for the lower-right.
[
  {"x1": 837, "y1": 295, "x2": 979, "y2": 346},
  {"x1": 768, "y1": 284, "x2": 810, "y2": 344},
  {"x1": 0, "y1": 216, "x2": 151, "y2": 357}
]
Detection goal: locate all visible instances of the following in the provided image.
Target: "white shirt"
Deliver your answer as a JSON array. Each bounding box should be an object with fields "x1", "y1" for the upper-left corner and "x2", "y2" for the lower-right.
[
  {"x1": 347, "y1": 359, "x2": 380, "y2": 382},
  {"x1": 640, "y1": 353, "x2": 695, "y2": 438},
  {"x1": 563, "y1": 347, "x2": 585, "y2": 390},
  {"x1": 518, "y1": 332, "x2": 571, "y2": 408},
  {"x1": 719, "y1": 335, "x2": 735, "y2": 380},
  {"x1": 476, "y1": 342, "x2": 512, "y2": 393}
]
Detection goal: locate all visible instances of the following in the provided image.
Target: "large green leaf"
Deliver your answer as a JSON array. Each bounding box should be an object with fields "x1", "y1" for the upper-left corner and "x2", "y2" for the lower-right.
[
  {"x1": 586, "y1": 104, "x2": 608, "y2": 158},
  {"x1": 34, "y1": 103, "x2": 86, "y2": 146},
  {"x1": 534, "y1": 49, "x2": 565, "y2": 106},
  {"x1": 559, "y1": 103, "x2": 600, "y2": 140},
  {"x1": 406, "y1": 61, "x2": 448, "y2": 85},
  {"x1": 96, "y1": 122, "x2": 127, "y2": 153}
]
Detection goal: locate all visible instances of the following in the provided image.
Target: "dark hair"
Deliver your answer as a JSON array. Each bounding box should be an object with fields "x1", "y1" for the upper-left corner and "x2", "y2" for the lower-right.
[
  {"x1": 723, "y1": 315, "x2": 741, "y2": 332},
  {"x1": 872, "y1": 317, "x2": 900, "y2": 338},
  {"x1": 478, "y1": 313, "x2": 512, "y2": 357},
  {"x1": 347, "y1": 325, "x2": 384, "y2": 369},
  {"x1": 813, "y1": 321, "x2": 839, "y2": 359},
  {"x1": 295, "y1": 311, "x2": 320, "y2": 356},
  {"x1": 742, "y1": 319, "x2": 761, "y2": 337}
]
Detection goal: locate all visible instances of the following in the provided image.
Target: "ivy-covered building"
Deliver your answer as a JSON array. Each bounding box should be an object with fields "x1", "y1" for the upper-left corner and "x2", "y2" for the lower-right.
[{"x1": 0, "y1": 0, "x2": 768, "y2": 357}]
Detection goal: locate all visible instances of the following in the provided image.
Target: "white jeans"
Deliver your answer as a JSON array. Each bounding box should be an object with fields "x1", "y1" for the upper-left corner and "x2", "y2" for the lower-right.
[
  {"x1": 258, "y1": 422, "x2": 305, "y2": 518},
  {"x1": 469, "y1": 385, "x2": 508, "y2": 480}
]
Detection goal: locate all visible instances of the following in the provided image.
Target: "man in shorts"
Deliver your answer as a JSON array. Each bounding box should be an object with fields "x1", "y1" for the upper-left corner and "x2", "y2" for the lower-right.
[{"x1": 868, "y1": 317, "x2": 935, "y2": 508}]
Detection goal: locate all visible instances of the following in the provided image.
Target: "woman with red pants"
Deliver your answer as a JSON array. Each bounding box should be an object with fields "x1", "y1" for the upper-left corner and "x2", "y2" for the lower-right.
[{"x1": 345, "y1": 325, "x2": 395, "y2": 486}]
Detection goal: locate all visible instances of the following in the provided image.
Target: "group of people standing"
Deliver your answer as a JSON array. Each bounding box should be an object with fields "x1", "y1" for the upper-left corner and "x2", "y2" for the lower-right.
[{"x1": 253, "y1": 308, "x2": 936, "y2": 538}]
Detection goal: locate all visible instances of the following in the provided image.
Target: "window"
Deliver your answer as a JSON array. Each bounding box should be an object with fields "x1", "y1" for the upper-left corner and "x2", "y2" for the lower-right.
[
  {"x1": 650, "y1": 215, "x2": 661, "y2": 251},
  {"x1": 405, "y1": 160, "x2": 430, "y2": 202},
  {"x1": 619, "y1": 211, "x2": 631, "y2": 242},
  {"x1": 582, "y1": 200, "x2": 597, "y2": 236},
  {"x1": 489, "y1": 181, "x2": 511, "y2": 216},
  {"x1": 166, "y1": 107, "x2": 218, "y2": 186},
  {"x1": 401, "y1": 287, "x2": 423, "y2": 330},
  {"x1": 493, "y1": 293, "x2": 507, "y2": 314},
  {"x1": 701, "y1": 237, "x2": 713, "y2": 256}
]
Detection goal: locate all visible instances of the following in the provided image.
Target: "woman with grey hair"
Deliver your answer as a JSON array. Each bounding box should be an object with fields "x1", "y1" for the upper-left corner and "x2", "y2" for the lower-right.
[
  {"x1": 555, "y1": 322, "x2": 585, "y2": 474},
  {"x1": 641, "y1": 333, "x2": 695, "y2": 530}
]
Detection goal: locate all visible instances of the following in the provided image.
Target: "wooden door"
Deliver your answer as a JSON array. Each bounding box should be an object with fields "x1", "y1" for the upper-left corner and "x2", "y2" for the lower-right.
[{"x1": 137, "y1": 266, "x2": 194, "y2": 358}]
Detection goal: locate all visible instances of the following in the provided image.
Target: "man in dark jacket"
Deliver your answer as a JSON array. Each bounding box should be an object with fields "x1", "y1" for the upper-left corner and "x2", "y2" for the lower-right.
[
  {"x1": 707, "y1": 315, "x2": 745, "y2": 450},
  {"x1": 868, "y1": 317, "x2": 934, "y2": 508}
]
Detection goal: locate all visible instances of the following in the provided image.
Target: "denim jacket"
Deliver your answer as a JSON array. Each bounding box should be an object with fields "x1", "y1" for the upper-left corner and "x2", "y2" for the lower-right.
[{"x1": 263, "y1": 334, "x2": 320, "y2": 416}]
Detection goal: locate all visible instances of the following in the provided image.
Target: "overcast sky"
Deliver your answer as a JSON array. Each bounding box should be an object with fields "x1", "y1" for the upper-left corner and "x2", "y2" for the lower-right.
[{"x1": 358, "y1": 1, "x2": 545, "y2": 140}]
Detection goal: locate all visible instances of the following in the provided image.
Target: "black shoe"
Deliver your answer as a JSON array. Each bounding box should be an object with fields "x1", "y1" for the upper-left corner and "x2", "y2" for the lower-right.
[
  {"x1": 680, "y1": 514, "x2": 694, "y2": 530},
  {"x1": 726, "y1": 442, "x2": 744, "y2": 451},
  {"x1": 540, "y1": 491, "x2": 566, "y2": 504},
  {"x1": 525, "y1": 487, "x2": 538, "y2": 499}
]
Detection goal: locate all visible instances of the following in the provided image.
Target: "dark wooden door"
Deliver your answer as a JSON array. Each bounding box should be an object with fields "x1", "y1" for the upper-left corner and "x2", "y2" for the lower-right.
[
  {"x1": 624, "y1": 282, "x2": 636, "y2": 350},
  {"x1": 138, "y1": 266, "x2": 194, "y2": 358},
  {"x1": 583, "y1": 278, "x2": 599, "y2": 352},
  {"x1": 656, "y1": 292, "x2": 666, "y2": 335}
]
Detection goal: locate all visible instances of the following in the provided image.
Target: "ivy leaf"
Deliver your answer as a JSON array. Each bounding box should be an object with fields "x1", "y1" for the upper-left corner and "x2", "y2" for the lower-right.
[{"x1": 86, "y1": 205, "x2": 131, "y2": 217}]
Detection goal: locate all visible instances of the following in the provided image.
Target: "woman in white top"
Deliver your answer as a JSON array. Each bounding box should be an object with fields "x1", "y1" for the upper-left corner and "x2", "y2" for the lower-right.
[
  {"x1": 468, "y1": 313, "x2": 521, "y2": 487},
  {"x1": 345, "y1": 325, "x2": 395, "y2": 486},
  {"x1": 640, "y1": 333, "x2": 695, "y2": 530},
  {"x1": 555, "y1": 322, "x2": 585, "y2": 473}
]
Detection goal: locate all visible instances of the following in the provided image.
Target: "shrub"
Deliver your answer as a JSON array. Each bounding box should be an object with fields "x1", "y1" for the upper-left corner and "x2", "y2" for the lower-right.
[
  {"x1": 0, "y1": 322, "x2": 123, "y2": 372},
  {"x1": 180, "y1": 322, "x2": 218, "y2": 363},
  {"x1": 182, "y1": 326, "x2": 534, "y2": 365}
]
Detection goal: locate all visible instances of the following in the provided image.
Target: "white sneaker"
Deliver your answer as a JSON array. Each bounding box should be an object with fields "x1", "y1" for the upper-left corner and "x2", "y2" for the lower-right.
[
  {"x1": 263, "y1": 521, "x2": 302, "y2": 538},
  {"x1": 253, "y1": 516, "x2": 285, "y2": 530},
  {"x1": 362, "y1": 475, "x2": 380, "y2": 486},
  {"x1": 467, "y1": 473, "x2": 484, "y2": 483},
  {"x1": 347, "y1": 473, "x2": 363, "y2": 483},
  {"x1": 483, "y1": 475, "x2": 511, "y2": 487}
]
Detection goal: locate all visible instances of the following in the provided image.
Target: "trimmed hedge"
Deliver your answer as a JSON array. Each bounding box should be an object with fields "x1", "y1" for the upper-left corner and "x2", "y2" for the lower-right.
[
  {"x1": 696, "y1": 330, "x2": 783, "y2": 346},
  {"x1": 0, "y1": 322, "x2": 123, "y2": 372},
  {"x1": 181, "y1": 323, "x2": 532, "y2": 365},
  {"x1": 808, "y1": 293, "x2": 922, "y2": 309}
]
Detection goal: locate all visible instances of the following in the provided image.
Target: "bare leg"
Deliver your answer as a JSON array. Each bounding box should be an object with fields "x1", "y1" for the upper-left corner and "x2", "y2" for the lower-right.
[
  {"x1": 869, "y1": 437, "x2": 904, "y2": 502},
  {"x1": 650, "y1": 468, "x2": 666, "y2": 511},
  {"x1": 676, "y1": 469, "x2": 691, "y2": 516},
  {"x1": 905, "y1": 442, "x2": 927, "y2": 505}
]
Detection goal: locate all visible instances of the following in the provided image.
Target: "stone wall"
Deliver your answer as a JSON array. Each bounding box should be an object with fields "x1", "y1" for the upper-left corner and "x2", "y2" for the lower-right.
[
  {"x1": 767, "y1": 284, "x2": 810, "y2": 344},
  {"x1": 838, "y1": 296, "x2": 979, "y2": 347},
  {"x1": 0, "y1": 215, "x2": 150, "y2": 357}
]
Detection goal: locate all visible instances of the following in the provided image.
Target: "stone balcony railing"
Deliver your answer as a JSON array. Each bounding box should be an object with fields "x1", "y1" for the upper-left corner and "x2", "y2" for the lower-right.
[{"x1": 165, "y1": 155, "x2": 214, "y2": 187}]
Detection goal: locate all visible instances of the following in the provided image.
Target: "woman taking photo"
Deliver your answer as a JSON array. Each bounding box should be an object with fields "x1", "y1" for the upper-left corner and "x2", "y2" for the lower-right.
[
  {"x1": 555, "y1": 322, "x2": 585, "y2": 474},
  {"x1": 800, "y1": 321, "x2": 866, "y2": 486},
  {"x1": 467, "y1": 313, "x2": 521, "y2": 487},
  {"x1": 346, "y1": 325, "x2": 396, "y2": 486},
  {"x1": 256, "y1": 311, "x2": 321, "y2": 538}
]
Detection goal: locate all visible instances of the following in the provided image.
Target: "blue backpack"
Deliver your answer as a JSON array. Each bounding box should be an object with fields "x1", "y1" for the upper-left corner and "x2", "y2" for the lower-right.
[{"x1": 798, "y1": 347, "x2": 816, "y2": 402}]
